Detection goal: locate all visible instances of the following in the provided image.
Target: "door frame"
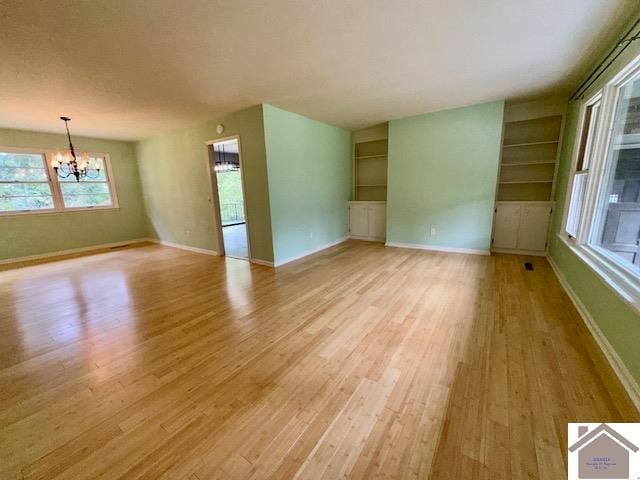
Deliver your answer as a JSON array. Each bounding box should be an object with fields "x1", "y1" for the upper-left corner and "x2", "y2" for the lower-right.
[{"x1": 205, "y1": 134, "x2": 252, "y2": 260}]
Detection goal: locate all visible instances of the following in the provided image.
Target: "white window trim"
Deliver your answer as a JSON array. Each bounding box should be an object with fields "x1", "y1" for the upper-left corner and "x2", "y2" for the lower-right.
[
  {"x1": 559, "y1": 52, "x2": 640, "y2": 313},
  {"x1": 0, "y1": 146, "x2": 119, "y2": 217},
  {"x1": 561, "y1": 91, "x2": 603, "y2": 241},
  {"x1": 557, "y1": 233, "x2": 640, "y2": 312}
]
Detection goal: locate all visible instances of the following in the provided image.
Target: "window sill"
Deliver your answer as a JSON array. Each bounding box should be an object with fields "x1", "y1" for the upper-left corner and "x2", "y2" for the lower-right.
[
  {"x1": 555, "y1": 233, "x2": 640, "y2": 314},
  {"x1": 0, "y1": 206, "x2": 119, "y2": 218}
]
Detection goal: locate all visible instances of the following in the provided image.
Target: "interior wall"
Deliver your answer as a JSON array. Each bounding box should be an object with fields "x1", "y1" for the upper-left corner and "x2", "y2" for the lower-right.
[
  {"x1": 549, "y1": 30, "x2": 640, "y2": 383},
  {"x1": 135, "y1": 105, "x2": 274, "y2": 263},
  {"x1": 0, "y1": 128, "x2": 148, "y2": 261},
  {"x1": 262, "y1": 104, "x2": 351, "y2": 265},
  {"x1": 386, "y1": 100, "x2": 504, "y2": 251}
]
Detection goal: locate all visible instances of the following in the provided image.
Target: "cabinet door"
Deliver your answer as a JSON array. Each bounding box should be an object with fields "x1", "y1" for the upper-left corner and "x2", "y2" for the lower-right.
[
  {"x1": 368, "y1": 204, "x2": 386, "y2": 239},
  {"x1": 349, "y1": 204, "x2": 369, "y2": 236},
  {"x1": 518, "y1": 205, "x2": 552, "y2": 251},
  {"x1": 493, "y1": 204, "x2": 521, "y2": 249}
]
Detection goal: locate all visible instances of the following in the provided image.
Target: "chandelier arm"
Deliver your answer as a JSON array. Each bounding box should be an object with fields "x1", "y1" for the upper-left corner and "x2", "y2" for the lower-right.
[
  {"x1": 55, "y1": 170, "x2": 74, "y2": 179},
  {"x1": 57, "y1": 164, "x2": 73, "y2": 176}
]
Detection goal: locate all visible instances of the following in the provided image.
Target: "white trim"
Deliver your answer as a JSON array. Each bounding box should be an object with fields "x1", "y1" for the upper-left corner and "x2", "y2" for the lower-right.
[
  {"x1": 348, "y1": 235, "x2": 385, "y2": 242},
  {"x1": 147, "y1": 238, "x2": 217, "y2": 256},
  {"x1": 0, "y1": 238, "x2": 150, "y2": 265},
  {"x1": 250, "y1": 258, "x2": 275, "y2": 267},
  {"x1": 274, "y1": 237, "x2": 349, "y2": 267},
  {"x1": 547, "y1": 254, "x2": 640, "y2": 412},
  {"x1": 205, "y1": 135, "x2": 252, "y2": 260},
  {"x1": 385, "y1": 241, "x2": 490, "y2": 256},
  {"x1": 555, "y1": 234, "x2": 640, "y2": 314}
]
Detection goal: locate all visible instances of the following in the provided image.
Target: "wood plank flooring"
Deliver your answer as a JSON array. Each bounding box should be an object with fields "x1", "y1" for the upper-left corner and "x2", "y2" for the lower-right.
[{"x1": 0, "y1": 240, "x2": 637, "y2": 479}]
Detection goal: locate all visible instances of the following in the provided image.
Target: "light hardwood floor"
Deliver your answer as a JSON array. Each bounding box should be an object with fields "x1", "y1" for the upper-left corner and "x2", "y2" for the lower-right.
[{"x1": 0, "y1": 241, "x2": 637, "y2": 479}]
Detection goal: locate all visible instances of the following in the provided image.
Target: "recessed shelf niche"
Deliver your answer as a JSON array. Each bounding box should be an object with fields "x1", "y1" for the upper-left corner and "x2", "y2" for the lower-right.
[
  {"x1": 497, "y1": 115, "x2": 562, "y2": 201},
  {"x1": 354, "y1": 139, "x2": 387, "y2": 201}
]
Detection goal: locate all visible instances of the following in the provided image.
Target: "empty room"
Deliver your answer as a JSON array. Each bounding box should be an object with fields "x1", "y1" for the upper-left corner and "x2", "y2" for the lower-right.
[{"x1": 2, "y1": 1, "x2": 640, "y2": 479}]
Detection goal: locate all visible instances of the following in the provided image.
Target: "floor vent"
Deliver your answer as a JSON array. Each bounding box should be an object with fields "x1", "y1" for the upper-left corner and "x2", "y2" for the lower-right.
[{"x1": 524, "y1": 262, "x2": 534, "y2": 271}]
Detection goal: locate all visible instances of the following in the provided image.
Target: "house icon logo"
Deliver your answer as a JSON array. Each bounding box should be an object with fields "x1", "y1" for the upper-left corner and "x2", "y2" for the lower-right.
[{"x1": 568, "y1": 423, "x2": 640, "y2": 479}]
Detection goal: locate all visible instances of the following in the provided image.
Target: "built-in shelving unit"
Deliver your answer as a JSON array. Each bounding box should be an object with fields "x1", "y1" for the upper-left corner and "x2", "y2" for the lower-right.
[
  {"x1": 491, "y1": 100, "x2": 566, "y2": 255},
  {"x1": 354, "y1": 139, "x2": 388, "y2": 201},
  {"x1": 496, "y1": 115, "x2": 563, "y2": 201}
]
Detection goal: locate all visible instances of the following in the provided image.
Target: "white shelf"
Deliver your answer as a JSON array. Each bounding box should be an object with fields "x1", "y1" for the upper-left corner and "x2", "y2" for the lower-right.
[
  {"x1": 503, "y1": 140, "x2": 559, "y2": 148},
  {"x1": 501, "y1": 160, "x2": 556, "y2": 167},
  {"x1": 499, "y1": 180, "x2": 553, "y2": 185},
  {"x1": 495, "y1": 200, "x2": 555, "y2": 205}
]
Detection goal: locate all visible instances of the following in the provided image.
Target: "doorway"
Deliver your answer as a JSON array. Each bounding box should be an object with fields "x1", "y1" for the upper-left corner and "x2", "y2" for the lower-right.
[{"x1": 207, "y1": 137, "x2": 250, "y2": 260}]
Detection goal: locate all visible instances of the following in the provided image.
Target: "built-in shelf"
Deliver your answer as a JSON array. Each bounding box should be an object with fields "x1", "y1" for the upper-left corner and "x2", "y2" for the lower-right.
[
  {"x1": 503, "y1": 140, "x2": 559, "y2": 148},
  {"x1": 501, "y1": 160, "x2": 556, "y2": 166},
  {"x1": 354, "y1": 138, "x2": 388, "y2": 201},
  {"x1": 497, "y1": 115, "x2": 562, "y2": 202},
  {"x1": 355, "y1": 154, "x2": 387, "y2": 160},
  {"x1": 499, "y1": 180, "x2": 553, "y2": 185}
]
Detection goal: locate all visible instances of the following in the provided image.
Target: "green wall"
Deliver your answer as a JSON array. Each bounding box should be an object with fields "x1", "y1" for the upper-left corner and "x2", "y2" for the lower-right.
[
  {"x1": 549, "y1": 38, "x2": 640, "y2": 383},
  {"x1": 0, "y1": 128, "x2": 147, "y2": 261},
  {"x1": 262, "y1": 104, "x2": 351, "y2": 265},
  {"x1": 135, "y1": 105, "x2": 274, "y2": 263},
  {"x1": 387, "y1": 101, "x2": 504, "y2": 251}
]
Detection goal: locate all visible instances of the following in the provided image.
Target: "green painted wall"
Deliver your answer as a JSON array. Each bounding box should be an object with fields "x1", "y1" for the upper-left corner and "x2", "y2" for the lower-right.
[
  {"x1": 549, "y1": 37, "x2": 640, "y2": 383},
  {"x1": 387, "y1": 101, "x2": 504, "y2": 251},
  {"x1": 135, "y1": 105, "x2": 274, "y2": 263},
  {"x1": 0, "y1": 128, "x2": 147, "y2": 261},
  {"x1": 262, "y1": 104, "x2": 351, "y2": 265}
]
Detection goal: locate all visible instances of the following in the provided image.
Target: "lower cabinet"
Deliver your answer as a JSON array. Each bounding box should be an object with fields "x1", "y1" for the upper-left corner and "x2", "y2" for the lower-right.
[
  {"x1": 492, "y1": 202, "x2": 553, "y2": 254},
  {"x1": 349, "y1": 201, "x2": 386, "y2": 241}
]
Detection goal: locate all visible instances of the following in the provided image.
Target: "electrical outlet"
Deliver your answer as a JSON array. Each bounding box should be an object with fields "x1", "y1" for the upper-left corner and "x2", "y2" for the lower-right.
[{"x1": 430, "y1": 227, "x2": 437, "y2": 236}]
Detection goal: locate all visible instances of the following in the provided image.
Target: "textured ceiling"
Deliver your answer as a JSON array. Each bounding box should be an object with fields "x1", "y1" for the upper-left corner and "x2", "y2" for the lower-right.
[{"x1": 0, "y1": 0, "x2": 636, "y2": 140}]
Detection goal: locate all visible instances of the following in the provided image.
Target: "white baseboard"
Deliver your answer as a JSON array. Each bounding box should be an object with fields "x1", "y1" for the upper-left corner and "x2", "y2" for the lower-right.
[
  {"x1": 547, "y1": 255, "x2": 640, "y2": 412},
  {"x1": 250, "y1": 258, "x2": 275, "y2": 267},
  {"x1": 385, "y1": 241, "x2": 490, "y2": 256},
  {"x1": 0, "y1": 238, "x2": 150, "y2": 265},
  {"x1": 349, "y1": 235, "x2": 385, "y2": 243},
  {"x1": 274, "y1": 236, "x2": 348, "y2": 267},
  {"x1": 147, "y1": 238, "x2": 218, "y2": 256}
]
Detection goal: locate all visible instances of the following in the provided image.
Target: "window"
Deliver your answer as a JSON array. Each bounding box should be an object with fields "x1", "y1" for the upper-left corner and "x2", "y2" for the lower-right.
[
  {"x1": 0, "y1": 151, "x2": 55, "y2": 213},
  {"x1": 57, "y1": 156, "x2": 114, "y2": 209},
  {"x1": 590, "y1": 70, "x2": 640, "y2": 272},
  {"x1": 565, "y1": 98, "x2": 601, "y2": 238},
  {"x1": 561, "y1": 54, "x2": 640, "y2": 308},
  {"x1": 0, "y1": 148, "x2": 117, "y2": 215}
]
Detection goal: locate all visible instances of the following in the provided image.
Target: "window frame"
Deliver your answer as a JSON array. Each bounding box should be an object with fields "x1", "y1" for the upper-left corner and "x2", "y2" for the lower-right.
[
  {"x1": 0, "y1": 146, "x2": 57, "y2": 215},
  {"x1": 0, "y1": 146, "x2": 119, "y2": 217},
  {"x1": 562, "y1": 92, "x2": 603, "y2": 241},
  {"x1": 559, "y1": 53, "x2": 640, "y2": 311}
]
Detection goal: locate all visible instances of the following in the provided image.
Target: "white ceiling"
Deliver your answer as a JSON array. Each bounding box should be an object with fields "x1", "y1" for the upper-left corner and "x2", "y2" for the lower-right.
[{"x1": 0, "y1": 0, "x2": 636, "y2": 141}]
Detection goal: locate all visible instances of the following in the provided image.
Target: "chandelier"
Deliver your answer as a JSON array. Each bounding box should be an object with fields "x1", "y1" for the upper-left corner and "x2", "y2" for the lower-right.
[
  {"x1": 51, "y1": 117, "x2": 101, "y2": 182},
  {"x1": 214, "y1": 142, "x2": 240, "y2": 172}
]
